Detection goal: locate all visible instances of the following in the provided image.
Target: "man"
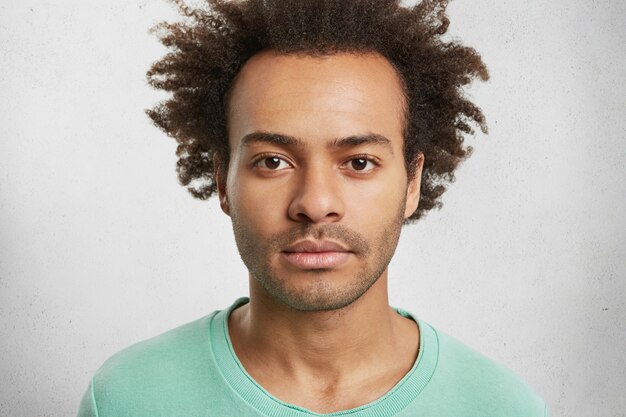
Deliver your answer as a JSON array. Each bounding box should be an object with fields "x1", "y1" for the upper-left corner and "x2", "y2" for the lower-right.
[{"x1": 78, "y1": 0, "x2": 547, "y2": 415}]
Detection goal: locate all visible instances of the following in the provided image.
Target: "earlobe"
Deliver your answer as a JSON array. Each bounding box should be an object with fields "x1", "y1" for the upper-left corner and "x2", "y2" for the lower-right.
[
  {"x1": 404, "y1": 153, "x2": 424, "y2": 219},
  {"x1": 220, "y1": 193, "x2": 230, "y2": 216},
  {"x1": 213, "y1": 153, "x2": 230, "y2": 216}
]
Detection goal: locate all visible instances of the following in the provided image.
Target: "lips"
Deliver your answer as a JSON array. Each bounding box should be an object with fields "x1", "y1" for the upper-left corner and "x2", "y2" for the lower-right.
[
  {"x1": 282, "y1": 240, "x2": 352, "y2": 269},
  {"x1": 284, "y1": 240, "x2": 349, "y2": 253}
]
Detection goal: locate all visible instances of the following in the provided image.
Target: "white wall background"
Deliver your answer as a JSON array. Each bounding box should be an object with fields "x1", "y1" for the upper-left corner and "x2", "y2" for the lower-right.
[{"x1": 1, "y1": 1, "x2": 624, "y2": 416}]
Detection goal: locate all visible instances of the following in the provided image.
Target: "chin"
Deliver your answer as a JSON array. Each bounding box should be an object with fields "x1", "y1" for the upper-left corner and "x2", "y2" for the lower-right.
[{"x1": 258, "y1": 268, "x2": 378, "y2": 312}]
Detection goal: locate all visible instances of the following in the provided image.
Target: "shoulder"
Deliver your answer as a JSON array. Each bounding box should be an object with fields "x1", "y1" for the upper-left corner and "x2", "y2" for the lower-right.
[
  {"x1": 95, "y1": 313, "x2": 216, "y2": 382},
  {"x1": 423, "y1": 324, "x2": 547, "y2": 416},
  {"x1": 86, "y1": 313, "x2": 221, "y2": 415}
]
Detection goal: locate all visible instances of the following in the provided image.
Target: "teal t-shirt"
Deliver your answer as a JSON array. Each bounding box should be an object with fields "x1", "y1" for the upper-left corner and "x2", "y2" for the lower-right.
[{"x1": 78, "y1": 298, "x2": 547, "y2": 416}]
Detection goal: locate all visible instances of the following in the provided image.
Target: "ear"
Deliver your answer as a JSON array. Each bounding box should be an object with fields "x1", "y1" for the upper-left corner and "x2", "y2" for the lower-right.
[
  {"x1": 404, "y1": 153, "x2": 424, "y2": 219},
  {"x1": 213, "y1": 152, "x2": 230, "y2": 216}
]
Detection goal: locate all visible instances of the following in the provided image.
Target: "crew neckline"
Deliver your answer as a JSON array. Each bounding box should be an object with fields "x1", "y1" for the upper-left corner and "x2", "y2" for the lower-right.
[{"x1": 209, "y1": 297, "x2": 438, "y2": 417}]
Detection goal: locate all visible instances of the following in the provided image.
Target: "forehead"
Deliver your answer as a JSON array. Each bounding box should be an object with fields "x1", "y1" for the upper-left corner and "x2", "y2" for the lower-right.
[{"x1": 226, "y1": 51, "x2": 407, "y2": 150}]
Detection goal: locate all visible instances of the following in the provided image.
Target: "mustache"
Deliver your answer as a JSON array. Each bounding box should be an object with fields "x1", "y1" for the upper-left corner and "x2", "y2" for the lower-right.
[{"x1": 268, "y1": 224, "x2": 370, "y2": 254}]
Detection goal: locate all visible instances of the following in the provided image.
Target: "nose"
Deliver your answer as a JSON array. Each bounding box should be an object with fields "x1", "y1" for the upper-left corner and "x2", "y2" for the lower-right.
[{"x1": 288, "y1": 164, "x2": 345, "y2": 224}]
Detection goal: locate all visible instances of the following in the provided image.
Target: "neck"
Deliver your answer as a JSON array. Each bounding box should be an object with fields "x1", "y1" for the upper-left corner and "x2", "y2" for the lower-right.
[{"x1": 228, "y1": 270, "x2": 419, "y2": 391}]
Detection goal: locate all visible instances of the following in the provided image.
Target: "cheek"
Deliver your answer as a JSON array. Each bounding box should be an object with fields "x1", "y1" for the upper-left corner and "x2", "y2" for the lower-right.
[
  {"x1": 228, "y1": 171, "x2": 290, "y2": 230},
  {"x1": 347, "y1": 173, "x2": 407, "y2": 212}
]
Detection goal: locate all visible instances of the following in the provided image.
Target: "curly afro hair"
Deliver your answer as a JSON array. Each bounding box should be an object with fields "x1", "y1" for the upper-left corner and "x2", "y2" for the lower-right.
[{"x1": 146, "y1": 0, "x2": 488, "y2": 222}]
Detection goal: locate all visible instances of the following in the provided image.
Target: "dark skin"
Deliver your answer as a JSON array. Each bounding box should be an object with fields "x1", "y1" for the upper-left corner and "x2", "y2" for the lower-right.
[
  {"x1": 147, "y1": 0, "x2": 489, "y2": 223},
  {"x1": 215, "y1": 50, "x2": 423, "y2": 413}
]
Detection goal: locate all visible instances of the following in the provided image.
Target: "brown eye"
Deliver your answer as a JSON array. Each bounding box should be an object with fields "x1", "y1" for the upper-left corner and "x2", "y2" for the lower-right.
[
  {"x1": 254, "y1": 156, "x2": 290, "y2": 170},
  {"x1": 351, "y1": 158, "x2": 369, "y2": 171},
  {"x1": 265, "y1": 157, "x2": 282, "y2": 169},
  {"x1": 347, "y1": 157, "x2": 377, "y2": 173}
]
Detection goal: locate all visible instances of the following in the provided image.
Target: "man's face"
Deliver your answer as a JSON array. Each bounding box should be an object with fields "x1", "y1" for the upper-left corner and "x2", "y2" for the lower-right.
[{"x1": 218, "y1": 51, "x2": 422, "y2": 311}]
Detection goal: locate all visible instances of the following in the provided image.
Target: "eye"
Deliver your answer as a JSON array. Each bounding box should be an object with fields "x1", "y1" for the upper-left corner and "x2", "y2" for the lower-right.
[
  {"x1": 253, "y1": 156, "x2": 291, "y2": 170},
  {"x1": 345, "y1": 157, "x2": 378, "y2": 173}
]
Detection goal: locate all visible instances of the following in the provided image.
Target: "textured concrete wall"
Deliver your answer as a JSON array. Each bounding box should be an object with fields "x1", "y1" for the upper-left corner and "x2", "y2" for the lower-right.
[{"x1": 1, "y1": 1, "x2": 624, "y2": 416}]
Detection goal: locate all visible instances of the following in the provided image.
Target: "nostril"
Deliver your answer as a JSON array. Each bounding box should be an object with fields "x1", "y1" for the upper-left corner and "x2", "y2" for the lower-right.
[
  {"x1": 294, "y1": 211, "x2": 340, "y2": 224},
  {"x1": 295, "y1": 212, "x2": 313, "y2": 223}
]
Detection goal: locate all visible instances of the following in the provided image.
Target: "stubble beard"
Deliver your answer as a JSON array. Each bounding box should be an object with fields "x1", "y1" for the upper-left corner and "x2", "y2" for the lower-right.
[{"x1": 230, "y1": 198, "x2": 406, "y2": 312}]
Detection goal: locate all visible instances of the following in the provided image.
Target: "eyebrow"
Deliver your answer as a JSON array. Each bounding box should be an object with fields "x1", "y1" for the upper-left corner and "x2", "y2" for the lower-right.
[
  {"x1": 328, "y1": 134, "x2": 394, "y2": 154},
  {"x1": 240, "y1": 131, "x2": 394, "y2": 155},
  {"x1": 240, "y1": 131, "x2": 303, "y2": 148}
]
